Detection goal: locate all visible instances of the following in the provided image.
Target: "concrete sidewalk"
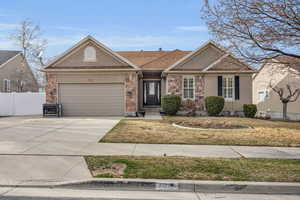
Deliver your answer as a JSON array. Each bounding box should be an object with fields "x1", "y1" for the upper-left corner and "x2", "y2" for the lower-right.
[{"x1": 1, "y1": 142, "x2": 299, "y2": 159}]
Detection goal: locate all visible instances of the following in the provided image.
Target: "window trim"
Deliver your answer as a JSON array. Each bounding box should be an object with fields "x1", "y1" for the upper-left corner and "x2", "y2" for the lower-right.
[
  {"x1": 3, "y1": 79, "x2": 11, "y2": 93},
  {"x1": 258, "y1": 89, "x2": 269, "y2": 103},
  {"x1": 222, "y1": 75, "x2": 235, "y2": 101},
  {"x1": 182, "y1": 75, "x2": 195, "y2": 100},
  {"x1": 83, "y1": 46, "x2": 97, "y2": 62}
]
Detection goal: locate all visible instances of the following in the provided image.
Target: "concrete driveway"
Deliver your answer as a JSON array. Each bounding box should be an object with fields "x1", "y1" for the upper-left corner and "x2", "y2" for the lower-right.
[
  {"x1": 0, "y1": 117, "x2": 120, "y2": 155},
  {"x1": 0, "y1": 116, "x2": 121, "y2": 184}
]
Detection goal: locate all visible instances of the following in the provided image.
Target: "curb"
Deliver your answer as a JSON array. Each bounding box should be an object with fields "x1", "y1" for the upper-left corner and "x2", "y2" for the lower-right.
[{"x1": 1, "y1": 179, "x2": 300, "y2": 194}]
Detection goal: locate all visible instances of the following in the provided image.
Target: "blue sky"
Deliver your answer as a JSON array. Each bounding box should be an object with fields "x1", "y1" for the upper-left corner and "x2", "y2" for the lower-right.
[{"x1": 0, "y1": 0, "x2": 210, "y2": 58}]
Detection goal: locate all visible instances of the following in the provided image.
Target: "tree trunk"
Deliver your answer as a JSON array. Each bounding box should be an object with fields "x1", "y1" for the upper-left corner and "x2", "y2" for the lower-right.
[{"x1": 283, "y1": 102, "x2": 288, "y2": 120}]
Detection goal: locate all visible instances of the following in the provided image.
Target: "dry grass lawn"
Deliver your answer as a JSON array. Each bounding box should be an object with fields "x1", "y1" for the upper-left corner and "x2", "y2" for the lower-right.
[
  {"x1": 100, "y1": 117, "x2": 300, "y2": 147},
  {"x1": 85, "y1": 156, "x2": 300, "y2": 182}
]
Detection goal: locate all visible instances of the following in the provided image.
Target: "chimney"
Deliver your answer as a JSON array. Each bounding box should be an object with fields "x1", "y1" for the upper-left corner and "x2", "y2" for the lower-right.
[{"x1": 158, "y1": 48, "x2": 162, "y2": 51}]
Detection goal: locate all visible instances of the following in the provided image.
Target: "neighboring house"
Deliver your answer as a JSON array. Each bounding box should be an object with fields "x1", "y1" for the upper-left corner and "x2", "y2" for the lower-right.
[
  {"x1": 43, "y1": 36, "x2": 255, "y2": 116},
  {"x1": 0, "y1": 50, "x2": 39, "y2": 93},
  {"x1": 253, "y1": 56, "x2": 300, "y2": 120}
]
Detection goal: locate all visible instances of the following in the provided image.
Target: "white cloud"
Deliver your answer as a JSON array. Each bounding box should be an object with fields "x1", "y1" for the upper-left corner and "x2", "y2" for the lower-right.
[
  {"x1": 0, "y1": 23, "x2": 18, "y2": 30},
  {"x1": 176, "y1": 26, "x2": 207, "y2": 32}
]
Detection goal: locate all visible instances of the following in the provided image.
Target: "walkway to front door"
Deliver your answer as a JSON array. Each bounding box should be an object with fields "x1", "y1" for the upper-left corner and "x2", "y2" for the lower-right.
[{"x1": 143, "y1": 80, "x2": 160, "y2": 106}]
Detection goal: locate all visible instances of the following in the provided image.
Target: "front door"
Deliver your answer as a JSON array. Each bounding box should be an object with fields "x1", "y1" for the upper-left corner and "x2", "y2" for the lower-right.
[{"x1": 143, "y1": 80, "x2": 160, "y2": 106}]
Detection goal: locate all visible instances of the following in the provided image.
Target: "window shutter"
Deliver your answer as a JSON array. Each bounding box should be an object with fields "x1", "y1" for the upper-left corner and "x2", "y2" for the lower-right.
[
  {"x1": 218, "y1": 76, "x2": 222, "y2": 96},
  {"x1": 235, "y1": 76, "x2": 240, "y2": 100}
]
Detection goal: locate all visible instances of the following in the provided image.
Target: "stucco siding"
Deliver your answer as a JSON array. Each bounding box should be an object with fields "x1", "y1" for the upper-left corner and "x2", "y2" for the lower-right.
[
  {"x1": 208, "y1": 55, "x2": 252, "y2": 71},
  {"x1": 172, "y1": 45, "x2": 224, "y2": 71},
  {"x1": 53, "y1": 42, "x2": 130, "y2": 68},
  {"x1": 0, "y1": 54, "x2": 38, "y2": 92},
  {"x1": 253, "y1": 63, "x2": 300, "y2": 116},
  {"x1": 204, "y1": 74, "x2": 252, "y2": 111}
]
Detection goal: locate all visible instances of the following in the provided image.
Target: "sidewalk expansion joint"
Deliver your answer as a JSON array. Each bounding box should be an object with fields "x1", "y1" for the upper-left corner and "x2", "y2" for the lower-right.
[{"x1": 229, "y1": 147, "x2": 245, "y2": 158}]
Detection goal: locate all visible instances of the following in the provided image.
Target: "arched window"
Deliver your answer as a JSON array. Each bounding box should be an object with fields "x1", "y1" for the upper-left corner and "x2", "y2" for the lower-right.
[{"x1": 84, "y1": 46, "x2": 96, "y2": 62}]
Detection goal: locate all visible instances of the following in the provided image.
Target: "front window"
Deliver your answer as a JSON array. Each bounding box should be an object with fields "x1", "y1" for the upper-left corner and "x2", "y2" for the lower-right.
[
  {"x1": 3, "y1": 79, "x2": 11, "y2": 92},
  {"x1": 222, "y1": 76, "x2": 234, "y2": 100},
  {"x1": 258, "y1": 90, "x2": 269, "y2": 102},
  {"x1": 183, "y1": 76, "x2": 195, "y2": 99}
]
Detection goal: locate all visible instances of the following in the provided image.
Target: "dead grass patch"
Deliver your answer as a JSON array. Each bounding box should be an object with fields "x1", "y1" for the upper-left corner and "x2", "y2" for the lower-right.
[{"x1": 100, "y1": 117, "x2": 300, "y2": 147}]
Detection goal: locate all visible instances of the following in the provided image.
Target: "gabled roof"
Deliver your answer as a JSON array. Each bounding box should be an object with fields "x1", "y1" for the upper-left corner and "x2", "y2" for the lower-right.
[
  {"x1": 140, "y1": 49, "x2": 191, "y2": 70},
  {"x1": 117, "y1": 50, "x2": 191, "y2": 70},
  {"x1": 164, "y1": 40, "x2": 255, "y2": 73},
  {"x1": 0, "y1": 50, "x2": 21, "y2": 66},
  {"x1": 43, "y1": 37, "x2": 255, "y2": 73},
  {"x1": 204, "y1": 54, "x2": 254, "y2": 72},
  {"x1": 276, "y1": 56, "x2": 300, "y2": 72},
  {"x1": 44, "y1": 36, "x2": 140, "y2": 70},
  {"x1": 253, "y1": 56, "x2": 300, "y2": 80},
  {"x1": 117, "y1": 50, "x2": 170, "y2": 66}
]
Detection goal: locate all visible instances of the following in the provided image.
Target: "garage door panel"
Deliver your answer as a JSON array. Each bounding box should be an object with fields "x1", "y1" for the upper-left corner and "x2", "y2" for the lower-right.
[
  {"x1": 59, "y1": 83, "x2": 124, "y2": 116},
  {"x1": 61, "y1": 99, "x2": 124, "y2": 104},
  {"x1": 61, "y1": 106, "x2": 122, "y2": 116},
  {"x1": 60, "y1": 97, "x2": 124, "y2": 104},
  {"x1": 60, "y1": 85, "x2": 122, "y2": 93}
]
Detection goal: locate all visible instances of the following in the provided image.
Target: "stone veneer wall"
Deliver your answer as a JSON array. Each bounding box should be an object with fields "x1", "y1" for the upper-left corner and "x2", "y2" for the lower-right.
[
  {"x1": 45, "y1": 72, "x2": 138, "y2": 116},
  {"x1": 167, "y1": 74, "x2": 205, "y2": 111},
  {"x1": 45, "y1": 73, "x2": 57, "y2": 104},
  {"x1": 125, "y1": 72, "x2": 138, "y2": 116}
]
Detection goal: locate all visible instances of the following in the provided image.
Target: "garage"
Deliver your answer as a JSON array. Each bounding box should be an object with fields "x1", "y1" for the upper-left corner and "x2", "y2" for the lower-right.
[{"x1": 58, "y1": 83, "x2": 124, "y2": 116}]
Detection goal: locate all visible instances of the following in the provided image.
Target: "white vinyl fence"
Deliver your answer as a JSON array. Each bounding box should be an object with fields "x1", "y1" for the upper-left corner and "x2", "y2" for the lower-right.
[{"x1": 0, "y1": 92, "x2": 45, "y2": 116}]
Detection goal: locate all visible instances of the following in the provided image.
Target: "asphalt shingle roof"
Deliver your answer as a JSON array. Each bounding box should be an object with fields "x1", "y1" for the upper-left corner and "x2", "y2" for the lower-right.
[
  {"x1": 0, "y1": 50, "x2": 21, "y2": 66},
  {"x1": 117, "y1": 50, "x2": 191, "y2": 70},
  {"x1": 117, "y1": 50, "x2": 171, "y2": 66},
  {"x1": 276, "y1": 56, "x2": 300, "y2": 72}
]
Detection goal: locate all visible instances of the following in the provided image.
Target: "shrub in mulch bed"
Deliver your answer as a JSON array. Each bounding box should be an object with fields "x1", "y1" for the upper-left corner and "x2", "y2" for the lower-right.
[
  {"x1": 244, "y1": 104, "x2": 257, "y2": 118},
  {"x1": 205, "y1": 96, "x2": 225, "y2": 116}
]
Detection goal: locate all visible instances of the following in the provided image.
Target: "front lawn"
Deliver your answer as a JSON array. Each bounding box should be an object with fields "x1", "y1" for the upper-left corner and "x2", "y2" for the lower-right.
[
  {"x1": 85, "y1": 156, "x2": 300, "y2": 182},
  {"x1": 100, "y1": 117, "x2": 300, "y2": 146}
]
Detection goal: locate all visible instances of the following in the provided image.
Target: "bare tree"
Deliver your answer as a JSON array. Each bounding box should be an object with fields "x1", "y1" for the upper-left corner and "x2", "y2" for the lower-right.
[
  {"x1": 269, "y1": 84, "x2": 300, "y2": 120},
  {"x1": 202, "y1": 0, "x2": 300, "y2": 120},
  {"x1": 201, "y1": 0, "x2": 300, "y2": 64},
  {"x1": 10, "y1": 19, "x2": 48, "y2": 90},
  {"x1": 267, "y1": 60, "x2": 300, "y2": 120}
]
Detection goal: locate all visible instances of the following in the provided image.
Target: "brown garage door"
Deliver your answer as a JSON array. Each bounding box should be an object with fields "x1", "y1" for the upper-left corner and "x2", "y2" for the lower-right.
[{"x1": 58, "y1": 83, "x2": 124, "y2": 116}]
